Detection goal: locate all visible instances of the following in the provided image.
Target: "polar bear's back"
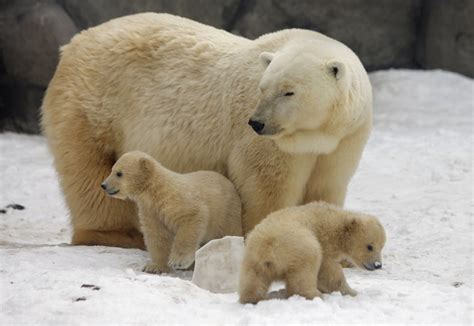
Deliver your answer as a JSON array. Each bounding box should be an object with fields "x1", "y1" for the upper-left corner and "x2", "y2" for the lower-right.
[{"x1": 50, "y1": 14, "x2": 253, "y2": 174}]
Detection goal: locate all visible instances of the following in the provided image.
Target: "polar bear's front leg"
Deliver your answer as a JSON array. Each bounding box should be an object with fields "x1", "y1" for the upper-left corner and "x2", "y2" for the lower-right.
[
  {"x1": 304, "y1": 118, "x2": 372, "y2": 206},
  {"x1": 168, "y1": 218, "x2": 206, "y2": 270},
  {"x1": 228, "y1": 138, "x2": 291, "y2": 234},
  {"x1": 339, "y1": 276, "x2": 357, "y2": 297},
  {"x1": 317, "y1": 259, "x2": 357, "y2": 296},
  {"x1": 139, "y1": 210, "x2": 173, "y2": 274},
  {"x1": 238, "y1": 176, "x2": 289, "y2": 234}
]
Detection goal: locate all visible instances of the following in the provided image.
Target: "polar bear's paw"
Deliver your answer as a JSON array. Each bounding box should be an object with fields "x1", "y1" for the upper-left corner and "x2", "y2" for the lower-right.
[
  {"x1": 168, "y1": 251, "x2": 195, "y2": 271},
  {"x1": 142, "y1": 262, "x2": 170, "y2": 274}
]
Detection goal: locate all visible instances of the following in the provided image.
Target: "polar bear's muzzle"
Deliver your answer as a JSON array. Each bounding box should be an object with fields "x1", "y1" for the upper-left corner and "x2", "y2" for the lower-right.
[
  {"x1": 248, "y1": 119, "x2": 265, "y2": 135},
  {"x1": 248, "y1": 117, "x2": 283, "y2": 136},
  {"x1": 363, "y1": 261, "x2": 382, "y2": 271},
  {"x1": 101, "y1": 182, "x2": 120, "y2": 196}
]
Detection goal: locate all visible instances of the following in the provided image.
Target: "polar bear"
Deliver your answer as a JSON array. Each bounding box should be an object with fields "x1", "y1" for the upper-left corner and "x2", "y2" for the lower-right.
[
  {"x1": 101, "y1": 151, "x2": 242, "y2": 273},
  {"x1": 41, "y1": 13, "x2": 372, "y2": 248},
  {"x1": 239, "y1": 202, "x2": 386, "y2": 304}
]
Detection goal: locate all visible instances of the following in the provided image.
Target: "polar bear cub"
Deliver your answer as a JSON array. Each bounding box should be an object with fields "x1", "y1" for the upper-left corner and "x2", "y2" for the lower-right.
[
  {"x1": 239, "y1": 201, "x2": 386, "y2": 304},
  {"x1": 102, "y1": 151, "x2": 242, "y2": 273}
]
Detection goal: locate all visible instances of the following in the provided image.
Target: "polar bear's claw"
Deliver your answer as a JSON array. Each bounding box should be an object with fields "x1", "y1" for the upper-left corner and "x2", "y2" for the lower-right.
[{"x1": 142, "y1": 262, "x2": 170, "y2": 274}]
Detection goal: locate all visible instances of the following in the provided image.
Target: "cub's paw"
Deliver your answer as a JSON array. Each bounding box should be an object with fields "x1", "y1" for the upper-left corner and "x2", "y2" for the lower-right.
[
  {"x1": 168, "y1": 251, "x2": 195, "y2": 271},
  {"x1": 341, "y1": 286, "x2": 357, "y2": 297},
  {"x1": 142, "y1": 262, "x2": 170, "y2": 274}
]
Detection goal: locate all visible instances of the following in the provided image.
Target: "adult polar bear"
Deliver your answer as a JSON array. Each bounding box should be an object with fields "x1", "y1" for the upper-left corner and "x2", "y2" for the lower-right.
[{"x1": 42, "y1": 13, "x2": 372, "y2": 249}]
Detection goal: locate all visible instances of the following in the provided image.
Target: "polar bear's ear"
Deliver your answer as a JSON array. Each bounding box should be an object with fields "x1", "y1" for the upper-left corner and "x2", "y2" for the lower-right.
[
  {"x1": 259, "y1": 52, "x2": 274, "y2": 67},
  {"x1": 343, "y1": 218, "x2": 359, "y2": 235},
  {"x1": 327, "y1": 61, "x2": 346, "y2": 80},
  {"x1": 139, "y1": 157, "x2": 153, "y2": 174}
]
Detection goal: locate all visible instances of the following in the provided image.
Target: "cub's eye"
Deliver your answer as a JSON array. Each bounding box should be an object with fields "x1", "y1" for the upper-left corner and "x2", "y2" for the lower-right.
[
  {"x1": 284, "y1": 92, "x2": 294, "y2": 97},
  {"x1": 116, "y1": 171, "x2": 123, "y2": 177},
  {"x1": 367, "y1": 245, "x2": 373, "y2": 251}
]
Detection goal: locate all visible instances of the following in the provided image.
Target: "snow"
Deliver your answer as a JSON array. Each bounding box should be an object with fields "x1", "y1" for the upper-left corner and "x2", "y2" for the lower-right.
[{"x1": 1, "y1": 69, "x2": 473, "y2": 324}]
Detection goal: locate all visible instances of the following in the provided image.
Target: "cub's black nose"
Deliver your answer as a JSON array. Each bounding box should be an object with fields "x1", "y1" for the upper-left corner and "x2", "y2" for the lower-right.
[
  {"x1": 100, "y1": 183, "x2": 107, "y2": 190},
  {"x1": 374, "y1": 262, "x2": 382, "y2": 269},
  {"x1": 248, "y1": 119, "x2": 265, "y2": 134}
]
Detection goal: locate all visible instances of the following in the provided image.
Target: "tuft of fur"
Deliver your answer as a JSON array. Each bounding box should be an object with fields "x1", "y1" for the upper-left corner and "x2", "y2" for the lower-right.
[
  {"x1": 239, "y1": 201, "x2": 386, "y2": 304},
  {"x1": 102, "y1": 151, "x2": 242, "y2": 273}
]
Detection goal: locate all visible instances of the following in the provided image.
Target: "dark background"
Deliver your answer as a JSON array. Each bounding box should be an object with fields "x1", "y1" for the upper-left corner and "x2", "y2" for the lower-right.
[{"x1": 0, "y1": 0, "x2": 472, "y2": 134}]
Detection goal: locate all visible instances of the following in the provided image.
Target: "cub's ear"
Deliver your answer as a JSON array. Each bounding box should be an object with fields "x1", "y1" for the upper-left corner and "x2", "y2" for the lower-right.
[
  {"x1": 259, "y1": 52, "x2": 274, "y2": 67},
  {"x1": 343, "y1": 217, "x2": 359, "y2": 235},
  {"x1": 327, "y1": 60, "x2": 346, "y2": 80},
  {"x1": 139, "y1": 157, "x2": 153, "y2": 174}
]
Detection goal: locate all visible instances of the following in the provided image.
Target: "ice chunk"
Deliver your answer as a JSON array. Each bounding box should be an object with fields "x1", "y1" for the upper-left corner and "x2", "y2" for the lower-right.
[{"x1": 192, "y1": 236, "x2": 244, "y2": 294}]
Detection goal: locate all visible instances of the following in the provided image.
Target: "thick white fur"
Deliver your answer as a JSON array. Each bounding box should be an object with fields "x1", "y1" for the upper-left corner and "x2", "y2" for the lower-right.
[{"x1": 41, "y1": 13, "x2": 373, "y2": 245}]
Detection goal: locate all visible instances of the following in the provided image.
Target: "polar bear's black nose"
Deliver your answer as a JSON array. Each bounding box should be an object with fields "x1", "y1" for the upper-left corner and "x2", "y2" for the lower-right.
[
  {"x1": 248, "y1": 119, "x2": 265, "y2": 134},
  {"x1": 374, "y1": 261, "x2": 382, "y2": 269},
  {"x1": 101, "y1": 182, "x2": 107, "y2": 190}
]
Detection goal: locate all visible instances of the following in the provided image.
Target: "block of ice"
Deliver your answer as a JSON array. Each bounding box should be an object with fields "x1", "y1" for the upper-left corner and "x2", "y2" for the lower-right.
[{"x1": 192, "y1": 236, "x2": 244, "y2": 293}]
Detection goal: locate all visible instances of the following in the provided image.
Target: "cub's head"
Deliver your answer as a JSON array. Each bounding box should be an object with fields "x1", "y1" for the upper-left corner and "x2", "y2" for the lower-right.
[
  {"x1": 343, "y1": 214, "x2": 386, "y2": 271},
  {"x1": 249, "y1": 40, "x2": 368, "y2": 154},
  {"x1": 101, "y1": 151, "x2": 155, "y2": 200}
]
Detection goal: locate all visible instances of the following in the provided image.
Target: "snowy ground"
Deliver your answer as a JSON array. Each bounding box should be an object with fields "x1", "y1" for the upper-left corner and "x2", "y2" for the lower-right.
[{"x1": 0, "y1": 70, "x2": 472, "y2": 324}]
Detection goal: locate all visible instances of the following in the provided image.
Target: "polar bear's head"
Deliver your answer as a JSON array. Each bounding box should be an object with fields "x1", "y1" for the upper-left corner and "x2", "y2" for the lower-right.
[
  {"x1": 101, "y1": 151, "x2": 155, "y2": 200},
  {"x1": 249, "y1": 42, "x2": 369, "y2": 154}
]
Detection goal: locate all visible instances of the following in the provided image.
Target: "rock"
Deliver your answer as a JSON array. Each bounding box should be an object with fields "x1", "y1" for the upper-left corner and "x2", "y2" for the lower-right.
[
  {"x1": 6, "y1": 204, "x2": 25, "y2": 210},
  {"x1": 58, "y1": 0, "x2": 162, "y2": 29},
  {"x1": 233, "y1": 0, "x2": 422, "y2": 71},
  {"x1": 0, "y1": 81, "x2": 44, "y2": 134},
  {"x1": 231, "y1": 0, "x2": 287, "y2": 38},
  {"x1": 192, "y1": 236, "x2": 244, "y2": 294},
  {"x1": 0, "y1": 0, "x2": 77, "y2": 133},
  {"x1": 416, "y1": 0, "x2": 474, "y2": 78},
  {"x1": 171, "y1": 0, "x2": 242, "y2": 30},
  {"x1": 80, "y1": 284, "x2": 100, "y2": 290},
  {"x1": 0, "y1": 0, "x2": 78, "y2": 87},
  {"x1": 59, "y1": 0, "x2": 241, "y2": 30}
]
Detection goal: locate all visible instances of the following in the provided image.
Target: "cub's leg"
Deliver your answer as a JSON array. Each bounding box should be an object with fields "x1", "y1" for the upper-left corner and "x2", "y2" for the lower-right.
[
  {"x1": 140, "y1": 210, "x2": 173, "y2": 274},
  {"x1": 339, "y1": 275, "x2": 357, "y2": 296},
  {"x1": 239, "y1": 261, "x2": 273, "y2": 304},
  {"x1": 285, "y1": 249, "x2": 322, "y2": 300},
  {"x1": 318, "y1": 259, "x2": 357, "y2": 296},
  {"x1": 168, "y1": 217, "x2": 206, "y2": 270}
]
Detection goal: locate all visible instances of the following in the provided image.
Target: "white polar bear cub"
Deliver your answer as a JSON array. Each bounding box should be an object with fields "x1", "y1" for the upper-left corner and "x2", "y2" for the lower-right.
[{"x1": 102, "y1": 151, "x2": 242, "y2": 273}]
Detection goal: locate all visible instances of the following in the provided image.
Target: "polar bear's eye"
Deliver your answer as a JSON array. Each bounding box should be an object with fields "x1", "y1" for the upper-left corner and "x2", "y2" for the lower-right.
[
  {"x1": 367, "y1": 245, "x2": 373, "y2": 251},
  {"x1": 284, "y1": 92, "x2": 294, "y2": 97},
  {"x1": 116, "y1": 171, "x2": 123, "y2": 177}
]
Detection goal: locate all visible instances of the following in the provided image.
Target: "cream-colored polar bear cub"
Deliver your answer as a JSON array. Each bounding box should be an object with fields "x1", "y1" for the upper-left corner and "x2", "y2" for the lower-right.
[
  {"x1": 102, "y1": 151, "x2": 242, "y2": 273},
  {"x1": 239, "y1": 202, "x2": 386, "y2": 304}
]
